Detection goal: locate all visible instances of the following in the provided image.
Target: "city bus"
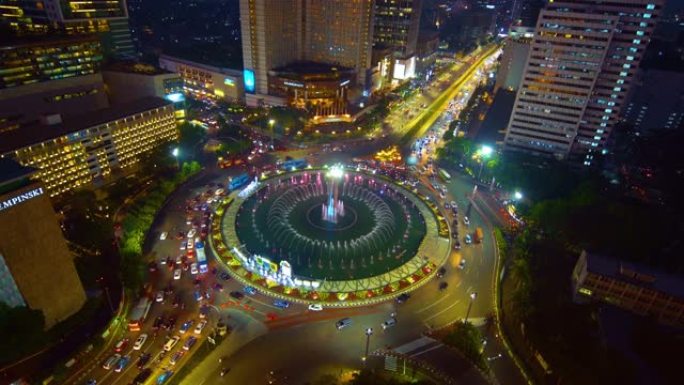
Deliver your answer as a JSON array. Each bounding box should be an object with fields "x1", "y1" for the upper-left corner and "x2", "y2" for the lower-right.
[
  {"x1": 128, "y1": 297, "x2": 152, "y2": 331},
  {"x1": 228, "y1": 172, "x2": 250, "y2": 191},
  {"x1": 438, "y1": 169, "x2": 451, "y2": 182},
  {"x1": 195, "y1": 241, "x2": 208, "y2": 274}
]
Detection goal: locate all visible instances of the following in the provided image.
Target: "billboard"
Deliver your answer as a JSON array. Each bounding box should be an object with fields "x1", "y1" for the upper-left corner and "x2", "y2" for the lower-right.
[{"x1": 244, "y1": 69, "x2": 256, "y2": 93}]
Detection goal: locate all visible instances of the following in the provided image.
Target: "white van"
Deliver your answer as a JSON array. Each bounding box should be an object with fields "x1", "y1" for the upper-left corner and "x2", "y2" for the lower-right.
[{"x1": 163, "y1": 336, "x2": 181, "y2": 352}]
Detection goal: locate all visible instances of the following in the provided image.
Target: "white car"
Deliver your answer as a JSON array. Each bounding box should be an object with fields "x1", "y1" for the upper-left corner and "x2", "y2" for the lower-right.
[
  {"x1": 463, "y1": 216, "x2": 470, "y2": 226},
  {"x1": 187, "y1": 241, "x2": 194, "y2": 250},
  {"x1": 175, "y1": 255, "x2": 182, "y2": 265},
  {"x1": 180, "y1": 241, "x2": 187, "y2": 251},
  {"x1": 133, "y1": 334, "x2": 148, "y2": 350},
  {"x1": 155, "y1": 291, "x2": 164, "y2": 303},
  {"x1": 215, "y1": 188, "x2": 224, "y2": 196},
  {"x1": 382, "y1": 318, "x2": 397, "y2": 330},
  {"x1": 159, "y1": 232, "x2": 168, "y2": 240},
  {"x1": 173, "y1": 269, "x2": 182, "y2": 280},
  {"x1": 194, "y1": 320, "x2": 208, "y2": 334},
  {"x1": 190, "y1": 263, "x2": 198, "y2": 275},
  {"x1": 308, "y1": 304, "x2": 323, "y2": 312},
  {"x1": 187, "y1": 229, "x2": 197, "y2": 239}
]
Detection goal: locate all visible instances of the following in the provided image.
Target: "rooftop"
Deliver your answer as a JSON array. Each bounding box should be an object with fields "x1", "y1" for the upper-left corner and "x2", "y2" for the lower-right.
[
  {"x1": 585, "y1": 252, "x2": 684, "y2": 299},
  {"x1": 103, "y1": 61, "x2": 173, "y2": 76},
  {"x1": 0, "y1": 97, "x2": 172, "y2": 153}
]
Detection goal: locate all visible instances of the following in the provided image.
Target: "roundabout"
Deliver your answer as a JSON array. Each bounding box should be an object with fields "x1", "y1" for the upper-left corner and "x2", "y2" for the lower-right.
[{"x1": 210, "y1": 166, "x2": 451, "y2": 306}]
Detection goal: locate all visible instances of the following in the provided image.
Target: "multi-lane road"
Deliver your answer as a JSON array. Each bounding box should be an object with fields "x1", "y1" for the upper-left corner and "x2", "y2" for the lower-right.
[{"x1": 75, "y1": 42, "x2": 528, "y2": 385}]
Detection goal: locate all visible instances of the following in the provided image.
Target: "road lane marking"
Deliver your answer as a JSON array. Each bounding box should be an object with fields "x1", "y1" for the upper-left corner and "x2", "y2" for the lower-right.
[
  {"x1": 423, "y1": 299, "x2": 461, "y2": 323},
  {"x1": 414, "y1": 294, "x2": 451, "y2": 313}
]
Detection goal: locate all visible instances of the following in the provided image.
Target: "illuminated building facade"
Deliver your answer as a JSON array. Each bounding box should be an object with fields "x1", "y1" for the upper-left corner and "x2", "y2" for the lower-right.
[
  {"x1": 0, "y1": 159, "x2": 86, "y2": 328},
  {"x1": 373, "y1": 0, "x2": 422, "y2": 56},
  {"x1": 269, "y1": 62, "x2": 355, "y2": 122},
  {"x1": 239, "y1": 0, "x2": 374, "y2": 108},
  {"x1": 0, "y1": 97, "x2": 177, "y2": 197},
  {"x1": 158, "y1": 54, "x2": 244, "y2": 104},
  {"x1": 573, "y1": 251, "x2": 684, "y2": 327},
  {"x1": 504, "y1": 0, "x2": 663, "y2": 164}
]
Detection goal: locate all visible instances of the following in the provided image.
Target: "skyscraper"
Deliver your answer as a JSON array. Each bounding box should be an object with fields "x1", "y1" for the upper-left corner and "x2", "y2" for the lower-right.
[
  {"x1": 373, "y1": 0, "x2": 422, "y2": 56},
  {"x1": 239, "y1": 0, "x2": 374, "y2": 107},
  {"x1": 503, "y1": 0, "x2": 663, "y2": 164}
]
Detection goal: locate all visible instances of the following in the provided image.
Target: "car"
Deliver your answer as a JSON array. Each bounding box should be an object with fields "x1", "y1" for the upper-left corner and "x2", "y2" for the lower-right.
[
  {"x1": 335, "y1": 318, "x2": 352, "y2": 330},
  {"x1": 382, "y1": 318, "x2": 397, "y2": 330},
  {"x1": 183, "y1": 336, "x2": 197, "y2": 350},
  {"x1": 445, "y1": 203, "x2": 451, "y2": 209},
  {"x1": 114, "y1": 338, "x2": 129, "y2": 353},
  {"x1": 396, "y1": 293, "x2": 411, "y2": 304},
  {"x1": 190, "y1": 263, "x2": 198, "y2": 275},
  {"x1": 114, "y1": 355, "x2": 130, "y2": 372},
  {"x1": 133, "y1": 334, "x2": 148, "y2": 350},
  {"x1": 199, "y1": 305, "x2": 209, "y2": 319},
  {"x1": 173, "y1": 269, "x2": 182, "y2": 280},
  {"x1": 163, "y1": 336, "x2": 181, "y2": 352},
  {"x1": 229, "y1": 291, "x2": 244, "y2": 300},
  {"x1": 464, "y1": 234, "x2": 472, "y2": 244},
  {"x1": 169, "y1": 351, "x2": 185, "y2": 365},
  {"x1": 172, "y1": 294, "x2": 181, "y2": 308},
  {"x1": 153, "y1": 316, "x2": 164, "y2": 330},
  {"x1": 439, "y1": 282, "x2": 449, "y2": 290},
  {"x1": 203, "y1": 290, "x2": 211, "y2": 300},
  {"x1": 102, "y1": 354, "x2": 121, "y2": 370},
  {"x1": 86, "y1": 380, "x2": 97, "y2": 385},
  {"x1": 157, "y1": 370, "x2": 173, "y2": 384},
  {"x1": 187, "y1": 229, "x2": 197, "y2": 238},
  {"x1": 308, "y1": 304, "x2": 323, "y2": 311},
  {"x1": 179, "y1": 240, "x2": 187, "y2": 250},
  {"x1": 166, "y1": 316, "x2": 177, "y2": 330},
  {"x1": 459, "y1": 259, "x2": 466, "y2": 270},
  {"x1": 159, "y1": 232, "x2": 168, "y2": 240},
  {"x1": 136, "y1": 352, "x2": 151, "y2": 369},
  {"x1": 193, "y1": 290, "x2": 202, "y2": 302},
  {"x1": 463, "y1": 216, "x2": 470, "y2": 226},
  {"x1": 437, "y1": 267, "x2": 446, "y2": 278},
  {"x1": 273, "y1": 300, "x2": 290, "y2": 309},
  {"x1": 133, "y1": 368, "x2": 152, "y2": 385},
  {"x1": 194, "y1": 319, "x2": 208, "y2": 334},
  {"x1": 187, "y1": 240, "x2": 195, "y2": 250},
  {"x1": 155, "y1": 291, "x2": 164, "y2": 303},
  {"x1": 453, "y1": 241, "x2": 462, "y2": 250},
  {"x1": 164, "y1": 283, "x2": 175, "y2": 295},
  {"x1": 212, "y1": 283, "x2": 224, "y2": 292},
  {"x1": 148, "y1": 261, "x2": 158, "y2": 272},
  {"x1": 179, "y1": 320, "x2": 194, "y2": 334},
  {"x1": 244, "y1": 286, "x2": 257, "y2": 295},
  {"x1": 450, "y1": 200, "x2": 457, "y2": 208}
]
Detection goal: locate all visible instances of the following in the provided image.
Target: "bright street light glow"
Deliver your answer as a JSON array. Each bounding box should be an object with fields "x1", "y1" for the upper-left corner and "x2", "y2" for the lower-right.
[
  {"x1": 268, "y1": 119, "x2": 276, "y2": 126},
  {"x1": 365, "y1": 327, "x2": 373, "y2": 336},
  {"x1": 470, "y1": 292, "x2": 477, "y2": 300},
  {"x1": 514, "y1": 191, "x2": 523, "y2": 200},
  {"x1": 480, "y1": 145, "x2": 493, "y2": 157},
  {"x1": 327, "y1": 164, "x2": 345, "y2": 179},
  {"x1": 172, "y1": 148, "x2": 179, "y2": 157}
]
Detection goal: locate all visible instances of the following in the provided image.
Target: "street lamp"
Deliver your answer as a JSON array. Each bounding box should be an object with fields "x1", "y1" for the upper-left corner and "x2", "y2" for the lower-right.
[
  {"x1": 465, "y1": 292, "x2": 477, "y2": 323},
  {"x1": 363, "y1": 327, "x2": 374, "y2": 364},
  {"x1": 268, "y1": 119, "x2": 276, "y2": 149},
  {"x1": 476, "y1": 145, "x2": 493, "y2": 180},
  {"x1": 172, "y1": 147, "x2": 180, "y2": 168},
  {"x1": 513, "y1": 191, "x2": 523, "y2": 201}
]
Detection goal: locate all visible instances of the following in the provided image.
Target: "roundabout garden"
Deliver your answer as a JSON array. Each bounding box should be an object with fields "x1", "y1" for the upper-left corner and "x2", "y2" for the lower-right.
[{"x1": 209, "y1": 166, "x2": 451, "y2": 306}]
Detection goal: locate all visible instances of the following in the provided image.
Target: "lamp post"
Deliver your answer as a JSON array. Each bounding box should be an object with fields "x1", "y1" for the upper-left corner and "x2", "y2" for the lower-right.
[
  {"x1": 363, "y1": 327, "x2": 374, "y2": 365},
  {"x1": 465, "y1": 292, "x2": 477, "y2": 323},
  {"x1": 476, "y1": 145, "x2": 493, "y2": 181},
  {"x1": 172, "y1": 147, "x2": 180, "y2": 169},
  {"x1": 268, "y1": 119, "x2": 276, "y2": 149}
]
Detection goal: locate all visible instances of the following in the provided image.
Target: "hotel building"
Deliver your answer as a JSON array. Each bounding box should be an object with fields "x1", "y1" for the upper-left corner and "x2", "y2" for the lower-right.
[
  {"x1": 239, "y1": 0, "x2": 374, "y2": 109},
  {"x1": 573, "y1": 251, "x2": 684, "y2": 327},
  {"x1": 0, "y1": 97, "x2": 178, "y2": 197},
  {"x1": 0, "y1": 159, "x2": 86, "y2": 328},
  {"x1": 503, "y1": 0, "x2": 663, "y2": 164}
]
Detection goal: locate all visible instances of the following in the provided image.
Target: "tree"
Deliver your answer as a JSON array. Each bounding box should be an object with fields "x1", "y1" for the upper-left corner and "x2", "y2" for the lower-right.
[{"x1": 442, "y1": 321, "x2": 487, "y2": 370}]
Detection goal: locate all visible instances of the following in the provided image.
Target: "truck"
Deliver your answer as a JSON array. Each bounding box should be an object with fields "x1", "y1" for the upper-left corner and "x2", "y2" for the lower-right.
[
  {"x1": 474, "y1": 227, "x2": 484, "y2": 244},
  {"x1": 195, "y1": 240, "x2": 208, "y2": 274}
]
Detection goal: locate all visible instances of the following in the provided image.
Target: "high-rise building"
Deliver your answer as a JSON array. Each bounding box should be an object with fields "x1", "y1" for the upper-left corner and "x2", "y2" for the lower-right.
[
  {"x1": 503, "y1": 0, "x2": 663, "y2": 164},
  {"x1": 0, "y1": 97, "x2": 178, "y2": 197},
  {"x1": 621, "y1": 68, "x2": 684, "y2": 133},
  {"x1": 494, "y1": 28, "x2": 532, "y2": 93},
  {"x1": 239, "y1": 0, "x2": 374, "y2": 108},
  {"x1": 373, "y1": 0, "x2": 422, "y2": 56},
  {"x1": 0, "y1": 159, "x2": 86, "y2": 328}
]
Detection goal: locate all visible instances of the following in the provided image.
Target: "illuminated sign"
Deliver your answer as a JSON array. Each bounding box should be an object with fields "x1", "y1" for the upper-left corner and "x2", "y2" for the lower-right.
[
  {"x1": 280, "y1": 261, "x2": 292, "y2": 278},
  {"x1": 284, "y1": 81, "x2": 304, "y2": 88},
  {"x1": 165, "y1": 92, "x2": 185, "y2": 103},
  {"x1": 0, "y1": 187, "x2": 44, "y2": 212},
  {"x1": 243, "y1": 69, "x2": 255, "y2": 93},
  {"x1": 224, "y1": 78, "x2": 235, "y2": 86}
]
